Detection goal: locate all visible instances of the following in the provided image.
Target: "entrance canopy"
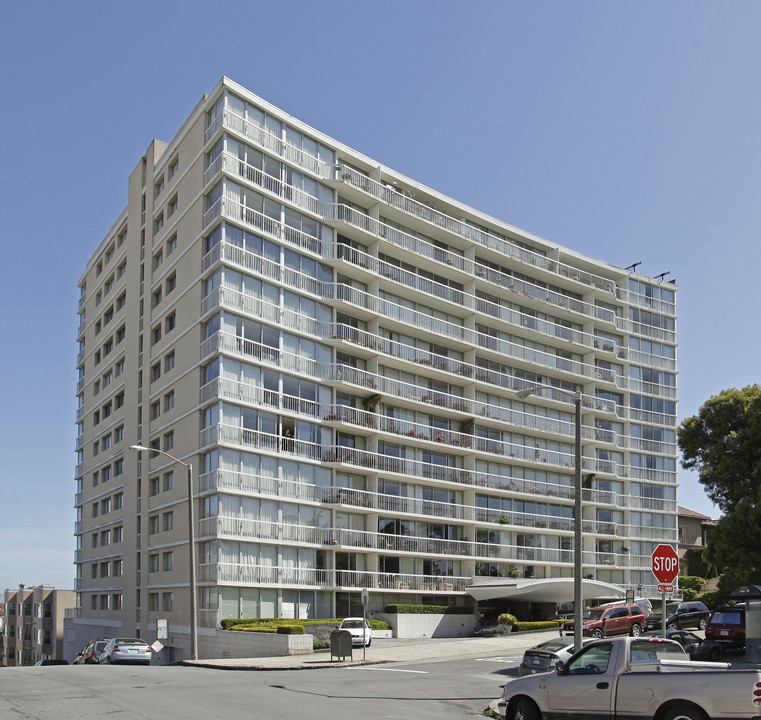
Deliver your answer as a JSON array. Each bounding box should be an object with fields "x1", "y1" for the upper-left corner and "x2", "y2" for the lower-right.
[{"x1": 466, "y1": 577, "x2": 626, "y2": 604}]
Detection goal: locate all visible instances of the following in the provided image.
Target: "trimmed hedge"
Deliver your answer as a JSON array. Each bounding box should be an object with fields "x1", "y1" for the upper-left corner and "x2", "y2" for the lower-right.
[
  {"x1": 276, "y1": 625, "x2": 304, "y2": 635},
  {"x1": 514, "y1": 621, "x2": 564, "y2": 632},
  {"x1": 384, "y1": 604, "x2": 473, "y2": 615},
  {"x1": 220, "y1": 617, "x2": 390, "y2": 632}
]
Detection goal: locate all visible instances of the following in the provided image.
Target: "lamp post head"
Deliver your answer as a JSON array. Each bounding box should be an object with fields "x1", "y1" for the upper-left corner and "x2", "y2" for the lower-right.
[{"x1": 130, "y1": 445, "x2": 150, "y2": 452}]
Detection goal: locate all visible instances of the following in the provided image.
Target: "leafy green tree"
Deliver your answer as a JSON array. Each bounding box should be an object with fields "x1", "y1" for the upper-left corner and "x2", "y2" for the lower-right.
[{"x1": 678, "y1": 385, "x2": 761, "y2": 582}]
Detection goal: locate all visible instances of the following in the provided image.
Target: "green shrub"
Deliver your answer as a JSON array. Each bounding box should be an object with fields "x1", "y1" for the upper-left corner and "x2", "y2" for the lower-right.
[
  {"x1": 513, "y1": 621, "x2": 563, "y2": 632},
  {"x1": 497, "y1": 613, "x2": 517, "y2": 626},
  {"x1": 385, "y1": 604, "x2": 472, "y2": 614},
  {"x1": 276, "y1": 625, "x2": 304, "y2": 635}
]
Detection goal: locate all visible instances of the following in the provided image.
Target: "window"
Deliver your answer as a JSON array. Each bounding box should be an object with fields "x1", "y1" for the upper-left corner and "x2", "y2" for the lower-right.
[
  {"x1": 152, "y1": 324, "x2": 162, "y2": 344},
  {"x1": 101, "y1": 498, "x2": 111, "y2": 514},
  {"x1": 163, "y1": 551, "x2": 173, "y2": 571},
  {"x1": 104, "y1": 276, "x2": 114, "y2": 295},
  {"x1": 116, "y1": 291, "x2": 126, "y2": 310},
  {"x1": 95, "y1": 320, "x2": 102, "y2": 336},
  {"x1": 100, "y1": 529, "x2": 110, "y2": 546},
  {"x1": 166, "y1": 234, "x2": 177, "y2": 256},
  {"x1": 100, "y1": 562, "x2": 110, "y2": 578},
  {"x1": 115, "y1": 392, "x2": 125, "y2": 408},
  {"x1": 112, "y1": 594, "x2": 122, "y2": 610},
  {"x1": 105, "y1": 245, "x2": 115, "y2": 264},
  {"x1": 94, "y1": 381, "x2": 100, "y2": 396},
  {"x1": 164, "y1": 391, "x2": 174, "y2": 412},
  {"x1": 114, "y1": 458, "x2": 124, "y2": 475},
  {"x1": 114, "y1": 492, "x2": 123, "y2": 509},
  {"x1": 91, "y1": 595, "x2": 98, "y2": 610},
  {"x1": 153, "y1": 287, "x2": 162, "y2": 307},
  {"x1": 149, "y1": 515, "x2": 159, "y2": 534},
  {"x1": 163, "y1": 511, "x2": 173, "y2": 531},
  {"x1": 163, "y1": 471, "x2": 174, "y2": 491},
  {"x1": 102, "y1": 370, "x2": 113, "y2": 387},
  {"x1": 168, "y1": 195, "x2": 178, "y2": 217},
  {"x1": 103, "y1": 339, "x2": 113, "y2": 356},
  {"x1": 151, "y1": 363, "x2": 161, "y2": 382},
  {"x1": 93, "y1": 411, "x2": 100, "y2": 426},
  {"x1": 115, "y1": 359, "x2": 125, "y2": 377},
  {"x1": 149, "y1": 593, "x2": 159, "y2": 611},
  {"x1": 100, "y1": 594, "x2": 110, "y2": 610},
  {"x1": 112, "y1": 559, "x2": 123, "y2": 576},
  {"x1": 96, "y1": 262, "x2": 103, "y2": 277},
  {"x1": 154, "y1": 214, "x2": 164, "y2": 233},
  {"x1": 115, "y1": 325, "x2": 125, "y2": 344},
  {"x1": 150, "y1": 477, "x2": 160, "y2": 496},
  {"x1": 169, "y1": 158, "x2": 178, "y2": 178},
  {"x1": 151, "y1": 401, "x2": 161, "y2": 420},
  {"x1": 149, "y1": 554, "x2": 159, "y2": 572},
  {"x1": 93, "y1": 440, "x2": 99, "y2": 456},
  {"x1": 103, "y1": 306, "x2": 114, "y2": 324},
  {"x1": 102, "y1": 402, "x2": 112, "y2": 419},
  {"x1": 163, "y1": 431, "x2": 174, "y2": 451},
  {"x1": 92, "y1": 503, "x2": 99, "y2": 518},
  {"x1": 162, "y1": 592, "x2": 173, "y2": 612},
  {"x1": 165, "y1": 312, "x2": 176, "y2": 333},
  {"x1": 117, "y1": 260, "x2": 127, "y2": 279},
  {"x1": 153, "y1": 250, "x2": 163, "y2": 269},
  {"x1": 94, "y1": 350, "x2": 101, "y2": 366},
  {"x1": 91, "y1": 564, "x2": 98, "y2": 579},
  {"x1": 155, "y1": 176, "x2": 164, "y2": 197},
  {"x1": 164, "y1": 351, "x2": 175, "y2": 372},
  {"x1": 101, "y1": 466, "x2": 111, "y2": 483},
  {"x1": 115, "y1": 426, "x2": 125, "y2": 442},
  {"x1": 166, "y1": 273, "x2": 176, "y2": 294}
]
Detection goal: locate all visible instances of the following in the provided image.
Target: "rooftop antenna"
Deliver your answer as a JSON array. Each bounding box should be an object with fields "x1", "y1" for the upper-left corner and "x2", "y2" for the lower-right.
[
  {"x1": 654, "y1": 271, "x2": 670, "y2": 281},
  {"x1": 625, "y1": 262, "x2": 642, "y2": 272}
]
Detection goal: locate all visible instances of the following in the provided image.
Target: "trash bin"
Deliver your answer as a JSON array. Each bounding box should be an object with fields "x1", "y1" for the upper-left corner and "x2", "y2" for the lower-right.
[{"x1": 330, "y1": 629, "x2": 353, "y2": 661}]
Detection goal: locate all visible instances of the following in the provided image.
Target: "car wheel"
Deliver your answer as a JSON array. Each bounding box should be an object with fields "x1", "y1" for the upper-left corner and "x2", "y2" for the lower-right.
[
  {"x1": 511, "y1": 696, "x2": 541, "y2": 720},
  {"x1": 592, "y1": 629, "x2": 604, "y2": 639},
  {"x1": 666, "y1": 622, "x2": 677, "y2": 631},
  {"x1": 698, "y1": 618, "x2": 707, "y2": 630},
  {"x1": 709, "y1": 646, "x2": 722, "y2": 661},
  {"x1": 661, "y1": 704, "x2": 708, "y2": 720},
  {"x1": 630, "y1": 624, "x2": 642, "y2": 637}
]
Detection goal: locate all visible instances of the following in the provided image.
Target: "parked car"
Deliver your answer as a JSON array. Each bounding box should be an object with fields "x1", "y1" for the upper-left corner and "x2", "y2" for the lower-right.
[
  {"x1": 561, "y1": 603, "x2": 646, "y2": 639},
  {"x1": 337, "y1": 618, "x2": 372, "y2": 647},
  {"x1": 34, "y1": 659, "x2": 69, "y2": 666},
  {"x1": 705, "y1": 606, "x2": 746, "y2": 649},
  {"x1": 642, "y1": 629, "x2": 704, "y2": 658},
  {"x1": 97, "y1": 638, "x2": 152, "y2": 665},
  {"x1": 645, "y1": 601, "x2": 711, "y2": 630},
  {"x1": 519, "y1": 638, "x2": 594, "y2": 675},
  {"x1": 73, "y1": 638, "x2": 110, "y2": 664}
]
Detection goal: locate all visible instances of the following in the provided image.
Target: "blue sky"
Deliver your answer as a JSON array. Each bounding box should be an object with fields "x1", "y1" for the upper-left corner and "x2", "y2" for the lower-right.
[{"x1": 2, "y1": 1, "x2": 760, "y2": 592}]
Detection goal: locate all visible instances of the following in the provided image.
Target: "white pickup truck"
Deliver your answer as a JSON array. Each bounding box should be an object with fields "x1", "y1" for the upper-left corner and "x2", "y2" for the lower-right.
[{"x1": 498, "y1": 635, "x2": 761, "y2": 720}]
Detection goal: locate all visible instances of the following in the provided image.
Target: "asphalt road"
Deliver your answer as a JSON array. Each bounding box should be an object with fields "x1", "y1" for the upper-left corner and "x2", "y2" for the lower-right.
[{"x1": 0, "y1": 651, "x2": 523, "y2": 720}]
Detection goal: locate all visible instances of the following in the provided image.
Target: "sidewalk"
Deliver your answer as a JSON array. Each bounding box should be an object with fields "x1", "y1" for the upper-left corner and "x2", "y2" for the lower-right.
[{"x1": 182, "y1": 628, "x2": 560, "y2": 671}]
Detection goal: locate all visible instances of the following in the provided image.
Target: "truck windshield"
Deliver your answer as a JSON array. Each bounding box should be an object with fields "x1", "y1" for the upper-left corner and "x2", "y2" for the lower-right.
[{"x1": 582, "y1": 608, "x2": 605, "y2": 620}]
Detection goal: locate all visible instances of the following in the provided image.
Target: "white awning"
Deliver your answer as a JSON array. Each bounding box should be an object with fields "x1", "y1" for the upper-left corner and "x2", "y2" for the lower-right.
[{"x1": 466, "y1": 577, "x2": 626, "y2": 604}]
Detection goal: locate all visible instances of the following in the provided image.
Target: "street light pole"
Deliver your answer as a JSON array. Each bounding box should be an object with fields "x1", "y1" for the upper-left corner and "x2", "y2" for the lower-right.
[
  {"x1": 131, "y1": 445, "x2": 198, "y2": 661},
  {"x1": 516, "y1": 387, "x2": 584, "y2": 653}
]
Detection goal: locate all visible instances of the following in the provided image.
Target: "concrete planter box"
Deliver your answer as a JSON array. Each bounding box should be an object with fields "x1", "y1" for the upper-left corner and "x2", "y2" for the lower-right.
[
  {"x1": 375, "y1": 612, "x2": 478, "y2": 638},
  {"x1": 207, "y1": 629, "x2": 314, "y2": 658}
]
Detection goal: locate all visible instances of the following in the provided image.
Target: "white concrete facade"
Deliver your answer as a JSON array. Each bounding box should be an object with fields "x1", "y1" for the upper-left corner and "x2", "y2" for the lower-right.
[{"x1": 73, "y1": 77, "x2": 679, "y2": 659}]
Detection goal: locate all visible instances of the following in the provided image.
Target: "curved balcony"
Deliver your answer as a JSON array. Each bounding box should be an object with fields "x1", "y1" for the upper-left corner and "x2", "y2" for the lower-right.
[
  {"x1": 325, "y1": 167, "x2": 616, "y2": 294},
  {"x1": 199, "y1": 561, "x2": 470, "y2": 593}
]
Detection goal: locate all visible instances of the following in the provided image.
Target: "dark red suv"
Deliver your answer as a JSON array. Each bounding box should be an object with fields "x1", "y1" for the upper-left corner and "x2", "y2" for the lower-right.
[
  {"x1": 705, "y1": 606, "x2": 745, "y2": 649},
  {"x1": 561, "y1": 603, "x2": 646, "y2": 639}
]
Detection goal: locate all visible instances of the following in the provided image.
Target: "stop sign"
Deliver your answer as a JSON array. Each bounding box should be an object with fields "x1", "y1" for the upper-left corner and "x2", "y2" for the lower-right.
[{"x1": 651, "y1": 544, "x2": 679, "y2": 585}]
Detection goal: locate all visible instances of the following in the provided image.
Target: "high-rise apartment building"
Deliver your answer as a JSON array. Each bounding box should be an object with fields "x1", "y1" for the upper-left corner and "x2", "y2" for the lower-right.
[{"x1": 74, "y1": 77, "x2": 678, "y2": 658}]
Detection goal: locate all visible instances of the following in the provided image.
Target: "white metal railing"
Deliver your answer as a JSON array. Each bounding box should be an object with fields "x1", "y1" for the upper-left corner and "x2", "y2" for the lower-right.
[
  {"x1": 199, "y1": 561, "x2": 470, "y2": 592},
  {"x1": 326, "y1": 166, "x2": 616, "y2": 294}
]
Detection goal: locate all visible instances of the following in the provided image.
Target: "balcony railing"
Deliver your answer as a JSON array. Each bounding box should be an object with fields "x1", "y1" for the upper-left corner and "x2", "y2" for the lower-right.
[
  {"x1": 199, "y1": 562, "x2": 469, "y2": 593},
  {"x1": 326, "y1": 166, "x2": 616, "y2": 294}
]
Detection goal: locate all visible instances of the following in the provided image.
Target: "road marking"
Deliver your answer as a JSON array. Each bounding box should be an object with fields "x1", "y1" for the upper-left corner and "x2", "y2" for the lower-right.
[
  {"x1": 347, "y1": 667, "x2": 429, "y2": 674},
  {"x1": 473, "y1": 656, "x2": 522, "y2": 663}
]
